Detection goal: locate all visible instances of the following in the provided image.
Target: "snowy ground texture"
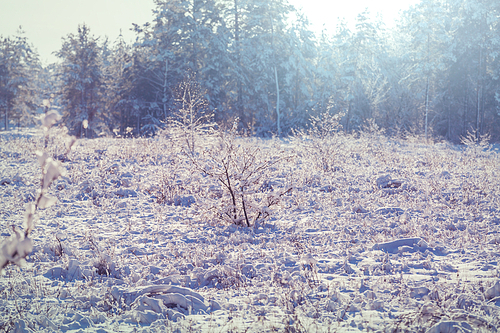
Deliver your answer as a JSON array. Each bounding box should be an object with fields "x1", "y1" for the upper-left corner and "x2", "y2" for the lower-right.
[{"x1": 1, "y1": 127, "x2": 500, "y2": 332}]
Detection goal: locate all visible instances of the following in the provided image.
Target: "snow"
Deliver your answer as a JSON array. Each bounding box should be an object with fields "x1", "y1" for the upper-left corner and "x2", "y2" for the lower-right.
[{"x1": 0, "y1": 128, "x2": 499, "y2": 332}]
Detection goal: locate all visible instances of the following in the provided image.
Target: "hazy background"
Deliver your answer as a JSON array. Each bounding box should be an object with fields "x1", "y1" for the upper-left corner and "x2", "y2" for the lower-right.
[{"x1": 0, "y1": 0, "x2": 417, "y2": 65}]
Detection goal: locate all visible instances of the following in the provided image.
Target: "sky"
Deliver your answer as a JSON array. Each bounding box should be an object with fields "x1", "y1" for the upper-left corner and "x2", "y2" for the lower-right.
[{"x1": 0, "y1": 0, "x2": 418, "y2": 65}]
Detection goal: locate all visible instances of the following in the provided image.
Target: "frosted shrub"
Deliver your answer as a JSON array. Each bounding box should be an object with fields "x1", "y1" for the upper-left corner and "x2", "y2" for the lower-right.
[
  {"x1": 359, "y1": 118, "x2": 387, "y2": 153},
  {"x1": 460, "y1": 129, "x2": 492, "y2": 162},
  {"x1": 293, "y1": 112, "x2": 343, "y2": 173},
  {"x1": 151, "y1": 166, "x2": 184, "y2": 205},
  {"x1": 191, "y1": 121, "x2": 292, "y2": 227}
]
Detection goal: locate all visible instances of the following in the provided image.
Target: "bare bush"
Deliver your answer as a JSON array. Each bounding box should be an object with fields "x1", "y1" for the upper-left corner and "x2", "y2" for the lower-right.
[{"x1": 190, "y1": 121, "x2": 292, "y2": 227}]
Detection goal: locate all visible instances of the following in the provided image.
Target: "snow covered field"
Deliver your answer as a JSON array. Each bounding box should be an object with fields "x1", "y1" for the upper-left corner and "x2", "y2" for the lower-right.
[{"x1": 1, "y1": 127, "x2": 500, "y2": 332}]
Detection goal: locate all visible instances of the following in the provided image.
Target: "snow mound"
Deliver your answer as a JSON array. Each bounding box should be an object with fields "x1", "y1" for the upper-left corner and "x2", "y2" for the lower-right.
[
  {"x1": 372, "y1": 237, "x2": 423, "y2": 253},
  {"x1": 427, "y1": 321, "x2": 472, "y2": 333},
  {"x1": 485, "y1": 280, "x2": 500, "y2": 300},
  {"x1": 110, "y1": 284, "x2": 219, "y2": 314},
  {"x1": 375, "y1": 207, "x2": 404, "y2": 216}
]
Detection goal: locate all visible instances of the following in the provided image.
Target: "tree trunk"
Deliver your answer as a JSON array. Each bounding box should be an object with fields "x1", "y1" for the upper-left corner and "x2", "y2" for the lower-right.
[
  {"x1": 4, "y1": 104, "x2": 8, "y2": 131},
  {"x1": 476, "y1": 15, "x2": 484, "y2": 140},
  {"x1": 137, "y1": 109, "x2": 141, "y2": 137},
  {"x1": 270, "y1": 11, "x2": 280, "y2": 136},
  {"x1": 234, "y1": 0, "x2": 244, "y2": 126},
  {"x1": 274, "y1": 65, "x2": 280, "y2": 136},
  {"x1": 294, "y1": 67, "x2": 299, "y2": 111},
  {"x1": 192, "y1": 0, "x2": 200, "y2": 71},
  {"x1": 346, "y1": 101, "x2": 352, "y2": 133},
  {"x1": 425, "y1": 75, "x2": 429, "y2": 142},
  {"x1": 463, "y1": 79, "x2": 468, "y2": 136},
  {"x1": 480, "y1": 83, "x2": 485, "y2": 135},
  {"x1": 424, "y1": 34, "x2": 430, "y2": 143},
  {"x1": 120, "y1": 107, "x2": 125, "y2": 136},
  {"x1": 447, "y1": 100, "x2": 451, "y2": 141},
  {"x1": 163, "y1": 58, "x2": 168, "y2": 121},
  {"x1": 476, "y1": 45, "x2": 482, "y2": 140}
]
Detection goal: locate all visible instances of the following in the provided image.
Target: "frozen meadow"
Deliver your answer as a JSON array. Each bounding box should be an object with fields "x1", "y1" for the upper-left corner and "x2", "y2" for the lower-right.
[{"x1": 1, "y1": 124, "x2": 500, "y2": 332}]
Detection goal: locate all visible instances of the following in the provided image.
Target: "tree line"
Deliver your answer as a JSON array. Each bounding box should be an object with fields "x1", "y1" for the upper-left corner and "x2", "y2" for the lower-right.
[{"x1": 1, "y1": 0, "x2": 500, "y2": 142}]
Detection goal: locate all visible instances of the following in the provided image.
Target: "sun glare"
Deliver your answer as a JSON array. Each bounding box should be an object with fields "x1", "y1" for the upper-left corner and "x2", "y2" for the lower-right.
[{"x1": 289, "y1": 0, "x2": 419, "y2": 32}]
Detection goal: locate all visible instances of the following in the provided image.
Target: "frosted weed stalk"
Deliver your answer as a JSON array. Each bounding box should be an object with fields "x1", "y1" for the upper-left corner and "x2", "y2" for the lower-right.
[{"x1": 0, "y1": 111, "x2": 73, "y2": 272}]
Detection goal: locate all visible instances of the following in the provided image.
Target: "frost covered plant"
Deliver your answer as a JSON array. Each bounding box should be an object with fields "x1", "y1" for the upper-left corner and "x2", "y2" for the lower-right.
[
  {"x1": 293, "y1": 112, "x2": 344, "y2": 172},
  {"x1": 191, "y1": 120, "x2": 292, "y2": 227},
  {"x1": 152, "y1": 167, "x2": 184, "y2": 206},
  {"x1": 457, "y1": 130, "x2": 496, "y2": 206},
  {"x1": 0, "y1": 111, "x2": 72, "y2": 273},
  {"x1": 168, "y1": 72, "x2": 216, "y2": 154},
  {"x1": 460, "y1": 129, "x2": 492, "y2": 161},
  {"x1": 359, "y1": 118, "x2": 387, "y2": 147}
]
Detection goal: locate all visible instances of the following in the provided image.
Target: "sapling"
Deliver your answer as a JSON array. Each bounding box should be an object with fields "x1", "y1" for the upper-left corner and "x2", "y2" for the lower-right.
[
  {"x1": 0, "y1": 111, "x2": 73, "y2": 273},
  {"x1": 168, "y1": 72, "x2": 216, "y2": 155}
]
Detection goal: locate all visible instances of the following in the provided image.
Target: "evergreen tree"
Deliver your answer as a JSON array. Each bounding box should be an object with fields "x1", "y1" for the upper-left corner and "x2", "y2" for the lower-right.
[
  {"x1": 56, "y1": 24, "x2": 105, "y2": 137},
  {"x1": 237, "y1": 0, "x2": 293, "y2": 134},
  {"x1": 130, "y1": 0, "x2": 229, "y2": 133},
  {"x1": 314, "y1": 30, "x2": 339, "y2": 117},
  {"x1": 332, "y1": 12, "x2": 388, "y2": 132},
  {"x1": 449, "y1": 0, "x2": 500, "y2": 140},
  {"x1": 400, "y1": 0, "x2": 455, "y2": 141},
  {"x1": 279, "y1": 11, "x2": 317, "y2": 132},
  {"x1": 101, "y1": 33, "x2": 134, "y2": 136},
  {"x1": 0, "y1": 30, "x2": 40, "y2": 130}
]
